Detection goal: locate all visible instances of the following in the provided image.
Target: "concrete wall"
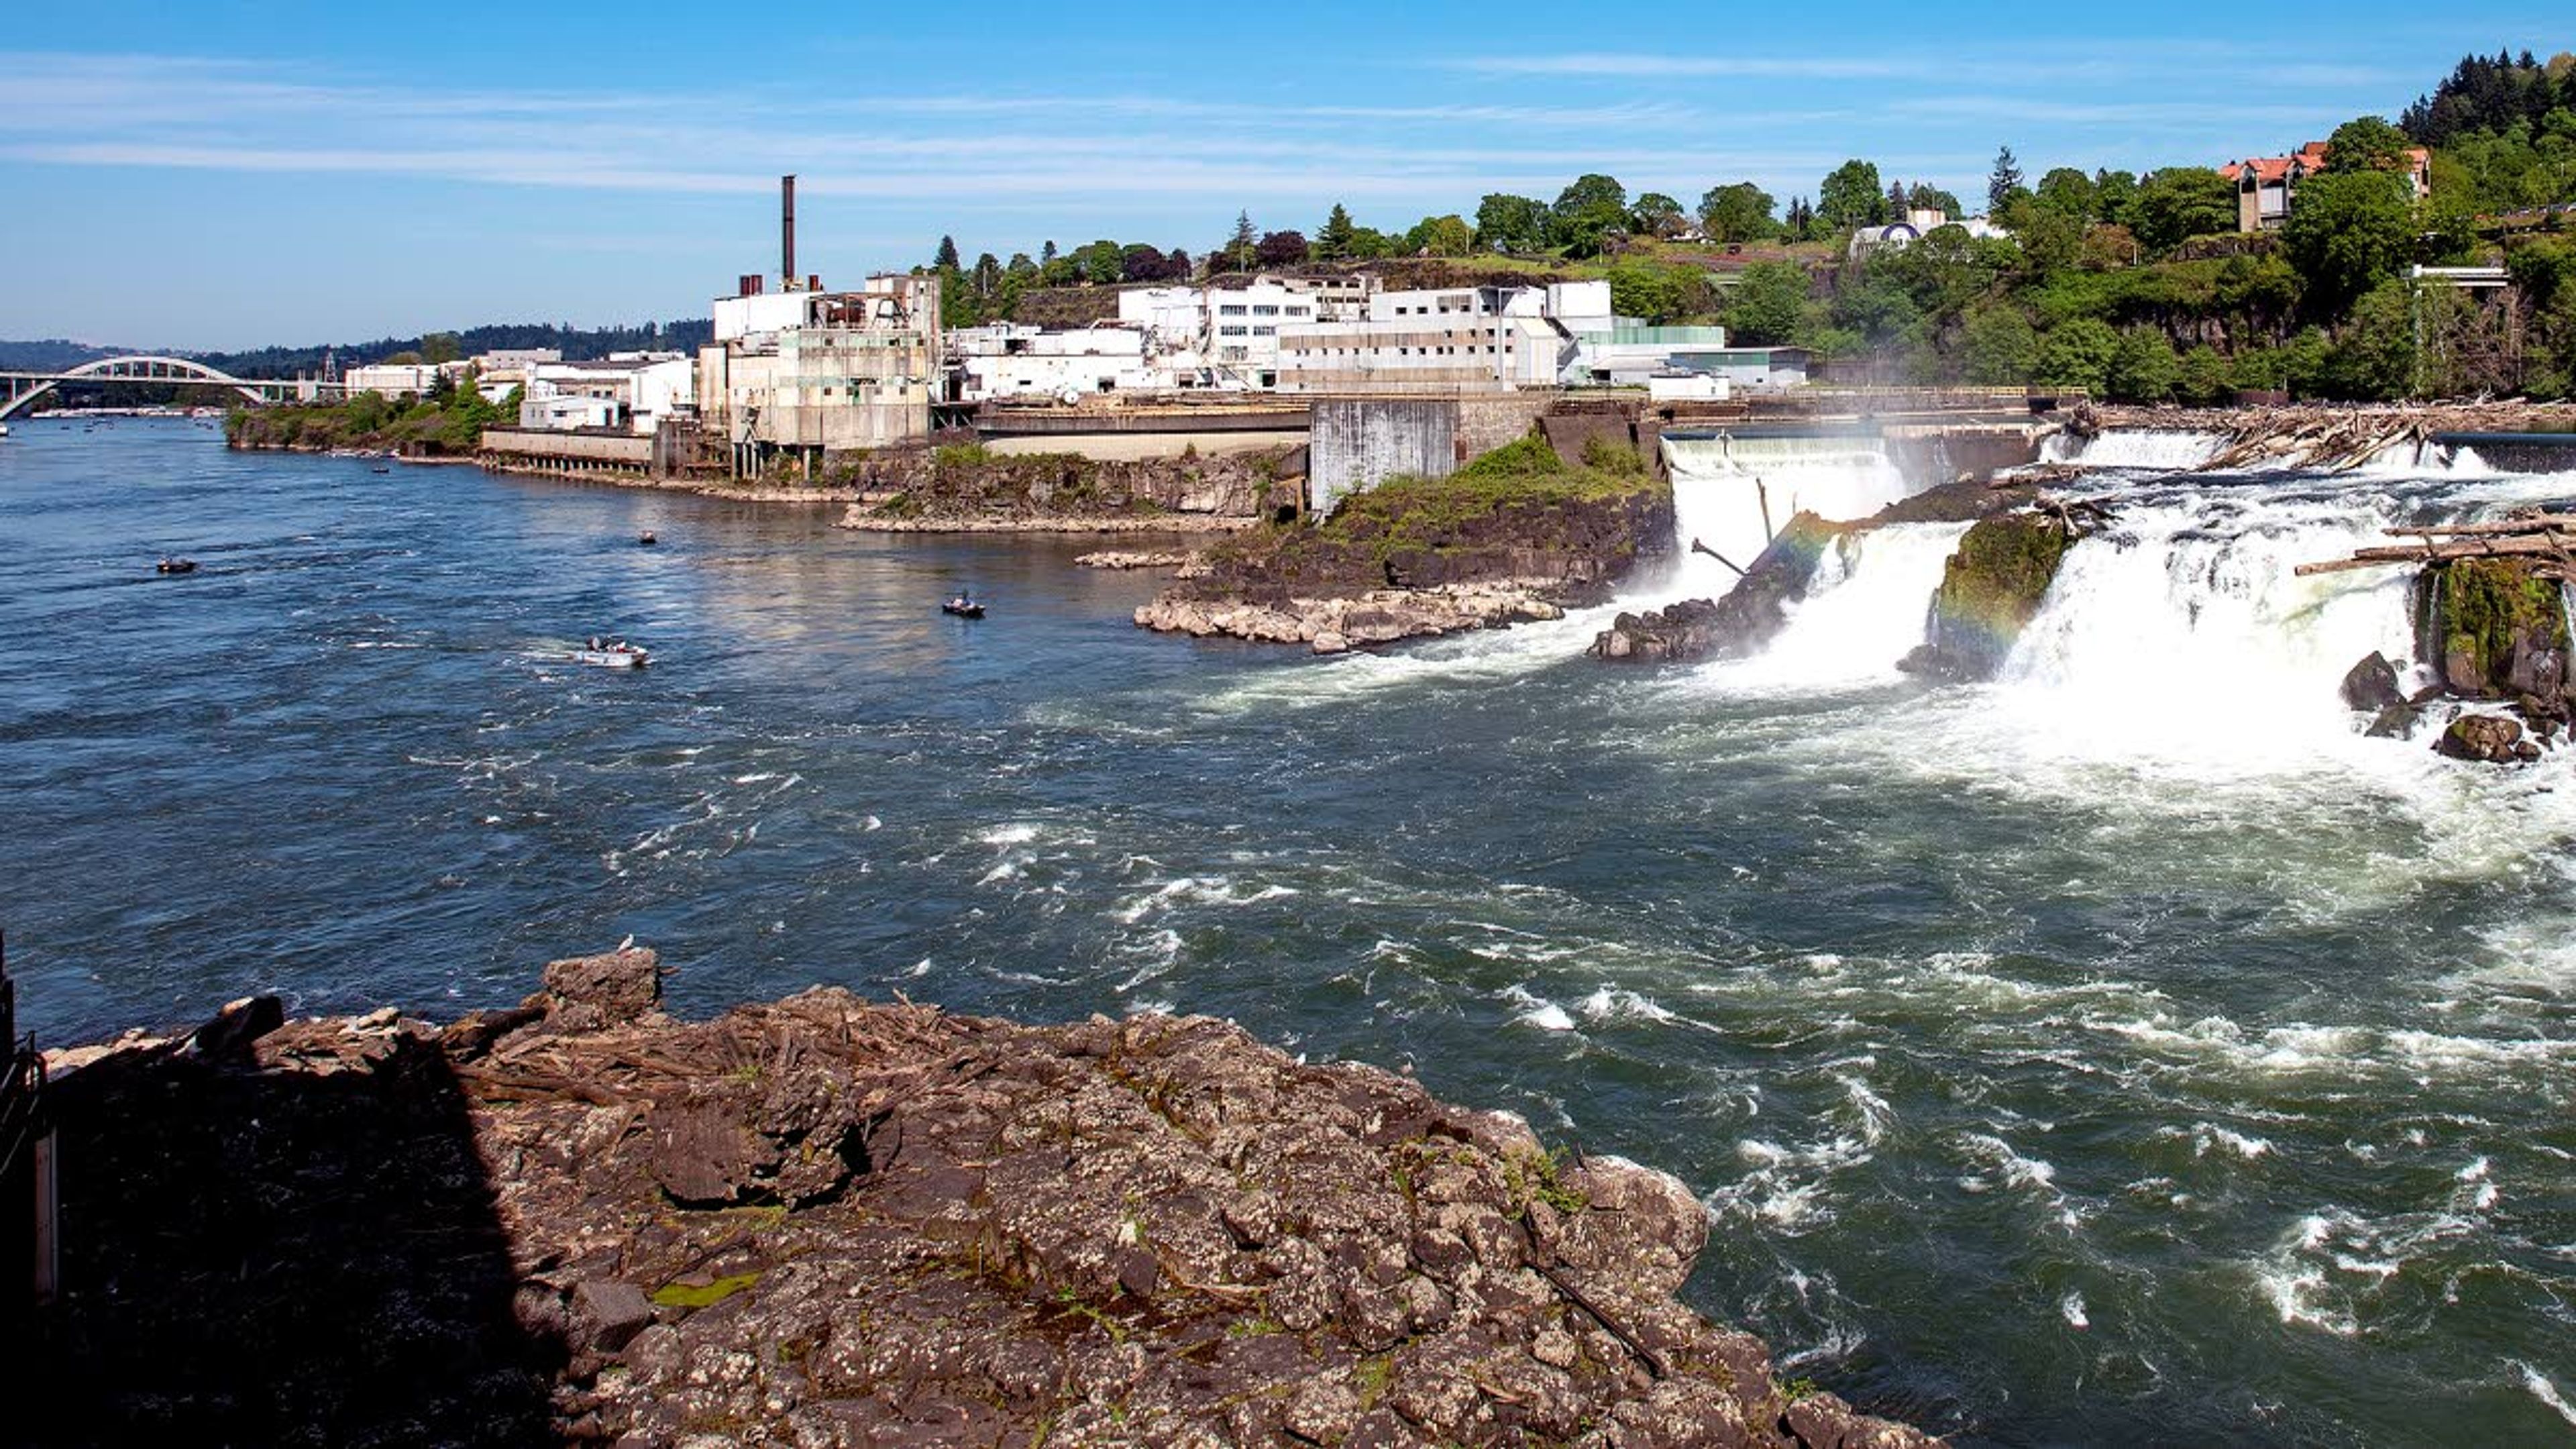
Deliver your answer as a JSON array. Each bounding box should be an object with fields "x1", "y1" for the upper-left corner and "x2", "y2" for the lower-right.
[
  {"x1": 1455, "y1": 393, "x2": 1557, "y2": 459},
  {"x1": 988, "y1": 429, "x2": 1305, "y2": 462},
  {"x1": 1307, "y1": 398, "x2": 1456, "y2": 515},
  {"x1": 479, "y1": 427, "x2": 663, "y2": 479}
]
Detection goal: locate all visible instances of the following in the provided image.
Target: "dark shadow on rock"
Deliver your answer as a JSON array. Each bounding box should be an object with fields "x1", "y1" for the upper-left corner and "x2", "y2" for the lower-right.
[{"x1": 15, "y1": 1022, "x2": 563, "y2": 1448}]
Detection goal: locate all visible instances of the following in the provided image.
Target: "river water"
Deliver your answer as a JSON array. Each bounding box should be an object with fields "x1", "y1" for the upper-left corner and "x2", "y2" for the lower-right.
[{"x1": 3, "y1": 418, "x2": 2571, "y2": 1445}]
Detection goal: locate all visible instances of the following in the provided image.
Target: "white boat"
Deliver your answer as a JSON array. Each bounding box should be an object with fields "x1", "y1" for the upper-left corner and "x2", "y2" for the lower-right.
[
  {"x1": 0, "y1": 423, "x2": 11, "y2": 438},
  {"x1": 572, "y1": 645, "x2": 649, "y2": 669}
]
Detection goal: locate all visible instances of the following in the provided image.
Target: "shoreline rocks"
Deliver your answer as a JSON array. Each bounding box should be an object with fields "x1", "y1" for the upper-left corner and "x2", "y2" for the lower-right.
[
  {"x1": 1075, "y1": 549, "x2": 1197, "y2": 570},
  {"x1": 1139, "y1": 580, "x2": 1568, "y2": 653},
  {"x1": 28, "y1": 951, "x2": 1935, "y2": 1448}
]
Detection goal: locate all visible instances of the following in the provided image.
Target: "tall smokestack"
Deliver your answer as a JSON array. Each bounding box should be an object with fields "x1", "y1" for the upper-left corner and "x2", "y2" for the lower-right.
[{"x1": 781, "y1": 174, "x2": 797, "y2": 288}]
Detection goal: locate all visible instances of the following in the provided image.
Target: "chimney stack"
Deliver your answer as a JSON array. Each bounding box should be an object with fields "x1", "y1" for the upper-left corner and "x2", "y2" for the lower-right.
[{"x1": 781, "y1": 174, "x2": 797, "y2": 289}]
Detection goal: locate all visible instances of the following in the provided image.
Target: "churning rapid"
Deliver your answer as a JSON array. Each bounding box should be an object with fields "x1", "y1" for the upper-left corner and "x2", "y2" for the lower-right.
[{"x1": 6, "y1": 419, "x2": 2574, "y2": 1446}]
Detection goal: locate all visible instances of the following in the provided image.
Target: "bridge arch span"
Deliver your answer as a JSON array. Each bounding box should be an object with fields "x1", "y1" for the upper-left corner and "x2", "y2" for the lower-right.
[{"x1": 1, "y1": 354, "x2": 276, "y2": 421}]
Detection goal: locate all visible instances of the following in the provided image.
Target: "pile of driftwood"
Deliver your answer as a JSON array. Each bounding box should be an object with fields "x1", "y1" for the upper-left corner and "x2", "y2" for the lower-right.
[
  {"x1": 2082, "y1": 400, "x2": 2576, "y2": 475},
  {"x1": 2294, "y1": 511, "x2": 2576, "y2": 578}
]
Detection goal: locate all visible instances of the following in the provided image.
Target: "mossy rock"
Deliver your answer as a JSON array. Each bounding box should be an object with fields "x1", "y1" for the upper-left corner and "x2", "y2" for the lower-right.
[
  {"x1": 1907, "y1": 513, "x2": 2078, "y2": 681},
  {"x1": 2423, "y1": 557, "x2": 2571, "y2": 698}
]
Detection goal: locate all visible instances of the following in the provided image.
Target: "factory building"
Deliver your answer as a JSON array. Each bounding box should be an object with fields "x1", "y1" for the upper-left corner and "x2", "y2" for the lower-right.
[
  {"x1": 692, "y1": 176, "x2": 942, "y2": 478},
  {"x1": 950, "y1": 323, "x2": 1155, "y2": 401},
  {"x1": 515, "y1": 354, "x2": 694, "y2": 434}
]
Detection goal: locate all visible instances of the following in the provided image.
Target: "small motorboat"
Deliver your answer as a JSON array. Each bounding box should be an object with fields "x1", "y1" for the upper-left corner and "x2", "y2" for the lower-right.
[
  {"x1": 370, "y1": 465, "x2": 390, "y2": 474},
  {"x1": 156, "y1": 557, "x2": 197, "y2": 575},
  {"x1": 637, "y1": 531, "x2": 657, "y2": 547},
  {"x1": 572, "y1": 638, "x2": 649, "y2": 668},
  {"x1": 942, "y1": 596, "x2": 985, "y2": 619}
]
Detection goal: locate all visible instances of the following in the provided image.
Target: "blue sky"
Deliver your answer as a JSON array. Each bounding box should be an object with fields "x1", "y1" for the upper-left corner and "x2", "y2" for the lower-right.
[{"x1": 1, "y1": 2, "x2": 2565, "y2": 350}]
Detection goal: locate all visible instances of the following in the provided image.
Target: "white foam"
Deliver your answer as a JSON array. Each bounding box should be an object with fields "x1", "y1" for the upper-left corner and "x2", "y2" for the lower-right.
[
  {"x1": 2514, "y1": 1361, "x2": 2576, "y2": 1430},
  {"x1": 2039, "y1": 429, "x2": 2226, "y2": 471},
  {"x1": 1504, "y1": 983, "x2": 1578, "y2": 1032},
  {"x1": 2061, "y1": 1291, "x2": 2090, "y2": 1329},
  {"x1": 1662, "y1": 433, "x2": 1919, "y2": 596}
]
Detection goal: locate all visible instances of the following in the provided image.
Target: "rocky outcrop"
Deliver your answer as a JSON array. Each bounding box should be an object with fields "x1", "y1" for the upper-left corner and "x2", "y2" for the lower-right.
[
  {"x1": 1075, "y1": 549, "x2": 1195, "y2": 570},
  {"x1": 1140, "y1": 581, "x2": 1568, "y2": 654},
  {"x1": 2418, "y1": 556, "x2": 2571, "y2": 701},
  {"x1": 30, "y1": 951, "x2": 1935, "y2": 1448},
  {"x1": 2340, "y1": 651, "x2": 2408, "y2": 713},
  {"x1": 1142, "y1": 435, "x2": 1672, "y2": 651},
  {"x1": 839, "y1": 445, "x2": 1301, "y2": 532},
  {"x1": 1898, "y1": 508, "x2": 2092, "y2": 682},
  {"x1": 1592, "y1": 513, "x2": 1841, "y2": 664}
]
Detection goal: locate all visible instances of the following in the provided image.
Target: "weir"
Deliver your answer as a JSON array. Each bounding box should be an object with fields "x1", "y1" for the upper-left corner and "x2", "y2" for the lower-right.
[{"x1": 1658, "y1": 430, "x2": 1920, "y2": 595}]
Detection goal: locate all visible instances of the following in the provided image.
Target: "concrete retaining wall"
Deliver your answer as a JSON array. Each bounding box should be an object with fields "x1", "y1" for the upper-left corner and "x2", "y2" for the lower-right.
[{"x1": 1308, "y1": 398, "x2": 1457, "y2": 515}]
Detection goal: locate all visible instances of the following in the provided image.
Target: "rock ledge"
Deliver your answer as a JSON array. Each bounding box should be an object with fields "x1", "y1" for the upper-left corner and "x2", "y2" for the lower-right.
[{"x1": 30, "y1": 950, "x2": 1935, "y2": 1448}]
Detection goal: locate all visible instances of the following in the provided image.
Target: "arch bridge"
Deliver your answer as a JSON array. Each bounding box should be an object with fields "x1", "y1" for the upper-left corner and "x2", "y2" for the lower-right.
[{"x1": 0, "y1": 356, "x2": 344, "y2": 421}]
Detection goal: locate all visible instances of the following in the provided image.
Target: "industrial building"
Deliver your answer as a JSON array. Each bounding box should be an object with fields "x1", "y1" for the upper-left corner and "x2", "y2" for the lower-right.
[
  {"x1": 515, "y1": 354, "x2": 694, "y2": 434},
  {"x1": 693, "y1": 176, "x2": 943, "y2": 478}
]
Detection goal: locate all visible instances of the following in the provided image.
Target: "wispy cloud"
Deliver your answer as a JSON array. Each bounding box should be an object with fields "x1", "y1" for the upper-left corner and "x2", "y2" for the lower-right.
[{"x1": 1451, "y1": 52, "x2": 1919, "y2": 79}]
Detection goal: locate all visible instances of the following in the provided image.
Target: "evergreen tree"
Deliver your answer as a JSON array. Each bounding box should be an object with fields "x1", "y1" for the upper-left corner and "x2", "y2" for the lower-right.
[
  {"x1": 1228, "y1": 211, "x2": 1257, "y2": 270},
  {"x1": 934, "y1": 235, "x2": 961, "y2": 270},
  {"x1": 1040, "y1": 239, "x2": 1058, "y2": 264},
  {"x1": 1316, "y1": 203, "x2": 1357, "y2": 260},
  {"x1": 1988, "y1": 146, "x2": 2025, "y2": 215}
]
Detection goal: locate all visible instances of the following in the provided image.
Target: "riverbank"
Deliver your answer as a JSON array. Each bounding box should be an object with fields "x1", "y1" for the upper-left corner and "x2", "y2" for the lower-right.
[
  {"x1": 837, "y1": 443, "x2": 1297, "y2": 534},
  {"x1": 28, "y1": 949, "x2": 1933, "y2": 1448}
]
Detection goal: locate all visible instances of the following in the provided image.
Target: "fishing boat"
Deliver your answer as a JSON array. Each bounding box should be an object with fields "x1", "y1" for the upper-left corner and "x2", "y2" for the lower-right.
[
  {"x1": 155, "y1": 557, "x2": 197, "y2": 575},
  {"x1": 941, "y1": 596, "x2": 985, "y2": 619},
  {"x1": 572, "y1": 639, "x2": 649, "y2": 668}
]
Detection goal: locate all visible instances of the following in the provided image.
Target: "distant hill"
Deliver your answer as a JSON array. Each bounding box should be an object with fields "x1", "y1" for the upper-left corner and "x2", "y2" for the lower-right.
[
  {"x1": 0, "y1": 319, "x2": 715, "y2": 381},
  {"x1": 0, "y1": 339, "x2": 127, "y2": 370}
]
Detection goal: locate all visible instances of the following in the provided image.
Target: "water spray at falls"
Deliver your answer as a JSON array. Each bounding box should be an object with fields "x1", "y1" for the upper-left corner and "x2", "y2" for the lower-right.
[{"x1": 1659, "y1": 433, "x2": 1916, "y2": 595}]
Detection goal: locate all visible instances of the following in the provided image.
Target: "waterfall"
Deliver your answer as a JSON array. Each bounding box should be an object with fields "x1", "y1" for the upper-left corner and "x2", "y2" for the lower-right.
[
  {"x1": 1991, "y1": 491, "x2": 2422, "y2": 764},
  {"x1": 1660, "y1": 433, "x2": 1918, "y2": 596},
  {"x1": 1727, "y1": 523, "x2": 1971, "y2": 687},
  {"x1": 2039, "y1": 429, "x2": 2226, "y2": 471}
]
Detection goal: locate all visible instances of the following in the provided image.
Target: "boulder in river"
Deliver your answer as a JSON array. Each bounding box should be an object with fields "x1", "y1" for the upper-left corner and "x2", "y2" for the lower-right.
[
  {"x1": 2340, "y1": 651, "x2": 2407, "y2": 713},
  {"x1": 1591, "y1": 512, "x2": 1841, "y2": 665},
  {"x1": 1900, "y1": 508, "x2": 2086, "y2": 682},
  {"x1": 2434, "y1": 713, "x2": 2528, "y2": 763}
]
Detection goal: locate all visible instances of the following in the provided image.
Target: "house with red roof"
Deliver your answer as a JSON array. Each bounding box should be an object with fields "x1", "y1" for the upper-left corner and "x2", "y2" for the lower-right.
[{"x1": 2222, "y1": 140, "x2": 2432, "y2": 231}]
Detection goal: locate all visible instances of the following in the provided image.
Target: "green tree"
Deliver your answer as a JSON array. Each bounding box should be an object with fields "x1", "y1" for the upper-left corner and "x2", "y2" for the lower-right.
[
  {"x1": 2127, "y1": 168, "x2": 2237, "y2": 252},
  {"x1": 1316, "y1": 203, "x2": 1356, "y2": 260},
  {"x1": 1554, "y1": 173, "x2": 1628, "y2": 222},
  {"x1": 2033, "y1": 167, "x2": 2097, "y2": 219},
  {"x1": 2177, "y1": 343, "x2": 2233, "y2": 402},
  {"x1": 1225, "y1": 212, "x2": 1256, "y2": 272},
  {"x1": 1697, "y1": 182, "x2": 1778, "y2": 242},
  {"x1": 1073, "y1": 239, "x2": 1124, "y2": 285},
  {"x1": 1405, "y1": 214, "x2": 1474, "y2": 256},
  {"x1": 1817, "y1": 160, "x2": 1887, "y2": 230},
  {"x1": 2035, "y1": 317, "x2": 2121, "y2": 392},
  {"x1": 1630, "y1": 191, "x2": 1687, "y2": 237},
  {"x1": 934, "y1": 235, "x2": 961, "y2": 270},
  {"x1": 1723, "y1": 261, "x2": 1813, "y2": 345},
  {"x1": 971, "y1": 252, "x2": 1003, "y2": 296},
  {"x1": 1474, "y1": 193, "x2": 1552, "y2": 252},
  {"x1": 2326, "y1": 277, "x2": 2418, "y2": 398},
  {"x1": 2322, "y1": 115, "x2": 2414, "y2": 174},
  {"x1": 1346, "y1": 226, "x2": 1395, "y2": 260},
  {"x1": 2106, "y1": 329, "x2": 2182, "y2": 400},
  {"x1": 1988, "y1": 146, "x2": 2025, "y2": 214},
  {"x1": 2093, "y1": 169, "x2": 2139, "y2": 225},
  {"x1": 1962, "y1": 302, "x2": 2039, "y2": 384},
  {"x1": 419, "y1": 333, "x2": 461, "y2": 366},
  {"x1": 2282, "y1": 169, "x2": 2415, "y2": 313},
  {"x1": 1907, "y1": 182, "x2": 1963, "y2": 217}
]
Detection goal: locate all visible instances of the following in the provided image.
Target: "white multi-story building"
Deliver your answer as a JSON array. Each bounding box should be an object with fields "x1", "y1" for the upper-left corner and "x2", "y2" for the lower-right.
[
  {"x1": 343, "y1": 362, "x2": 447, "y2": 397},
  {"x1": 1271, "y1": 281, "x2": 1615, "y2": 394},
  {"x1": 516, "y1": 353, "x2": 694, "y2": 434},
  {"x1": 1114, "y1": 274, "x2": 1383, "y2": 388},
  {"x1": 952, "y1": 324, "x2": 1158, "y2": 400}
]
